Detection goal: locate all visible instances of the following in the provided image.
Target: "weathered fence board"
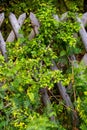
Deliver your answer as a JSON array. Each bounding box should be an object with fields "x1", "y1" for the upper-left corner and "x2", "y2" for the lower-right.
[
  {"x1": 0, "y1": 13, "x2": 4, "y2": 27},
  {"x1": 29, "y1": 12, "x2": 40, "y2": 40},
  {"x1": 9, "y1": 13, "x2": 24, "y2": 38},
  {"x1": 0, "y1": 31, "x2": 7, "y2": 61},
  {"x1": 7, "y1": 13, "x2": 26, "y2": 42},
  {"x1": 81, "y1": 12, "x2": 87, "y2": 27},
  {"x1": 0, "y1": 12, "x2": 87, "y2": 126},
  {"x1": 77, "y1": 17, "x2": 87, "y2": 52}
]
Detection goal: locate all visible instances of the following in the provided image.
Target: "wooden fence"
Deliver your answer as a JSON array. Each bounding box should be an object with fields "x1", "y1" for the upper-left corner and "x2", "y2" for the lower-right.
[
  {"x1": 0, "y1": 12, "x2": 87, "y2": 61},
  {"x1": 0, "y1": 12, "x2": 40, "y2": 61},
  {"x1": 1, "y1": 11, "x2": 87, "y2": 127}
]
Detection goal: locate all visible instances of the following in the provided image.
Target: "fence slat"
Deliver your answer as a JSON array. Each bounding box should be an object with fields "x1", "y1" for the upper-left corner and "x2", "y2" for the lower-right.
[
  {"x1": 0, "y1": 13, "x2": 4, "y2": 27},
  {"x1": 6, "y1": 13, "x2": 26, "y2": 42},
  {"x1": 0, "y1": 31, "x2": 7, "y2": 61},
  {"x1": 30, "y1": 12, "x2": 40, "y2": 28},
  {"x1": 29, "y1": 29, "x2": 35, "y2": 40},
  {"x1": 40, "y1": 88, "x2": 55, "y2": 121},
  {"x1": 9, "y1": 13, "x2": 23, "y2": 39},
  {"x1": 28, "y1": 12, "x2": 40, "y2": 40},
  {"x1": 81, "y1": 12, "x2": 87, "y2": 27},
  {"x1": 30, "y1": 12, "x2": 40, "y2": 34},
  {"x1": 77, "y1": 17, "x2": 87, "y2": 52}
]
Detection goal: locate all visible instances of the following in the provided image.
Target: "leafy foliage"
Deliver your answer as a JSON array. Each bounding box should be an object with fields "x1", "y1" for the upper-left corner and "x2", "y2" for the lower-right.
[
  {"x1": 73, "y1": 63, "x2": 87, "y2": 130},
  {"x1": 0, "y1": 36, "x2": 65, "y2": 129},
  {"x1": 0, "y1": 0, "x2": 87, "y2": 130}
]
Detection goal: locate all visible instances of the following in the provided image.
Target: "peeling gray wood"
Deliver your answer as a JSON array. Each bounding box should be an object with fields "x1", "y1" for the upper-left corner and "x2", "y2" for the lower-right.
[
  {"x1": 53, "y1": 13, "x2": 68, "y2": 22},
  {"x1": 53, "y1": 14, "x2": 60, "y2": 21},
  {"x1": 7, "y1": 13, "x2": 26, "y2": 42},
  {"x1": 81, "y1": 53, "x2": 87, "y2": 66},
  {"x1": 50, "y1": 60, "x2": 78, "y2": 126},
  {"x1": 51, "y1": 60, "x2": 73, "y2": 107},
  {"x1": 28, "y1": 29, "x2": 35, "y2": 40},
  {"x1": 40, "y1": 88, "x2": 55, "y2": 121},
  {"x1": 29, "y1": 12, "x2": 40, "y2": 36},
  {"x1": 9, "y1": 13, "x2": 23, "y2": 39},
  {"x1": 0, "y1": 13, "x2": 4, "y2": 27},
  {"x1": 0, "y1": 31, "x2": 7, "y2": 61},
  {"x1": 77, "y1": 17, "x2": 87, "y2": 52},
  {"x1": 60, "y1": 12, "x2": 68, "y2": 21},
  {"x1": 30, "y1": 12, "x2": 40, "y2": 28},
  {"x1": 81, "y1": 12, "x2": 87, "y2": 27}
]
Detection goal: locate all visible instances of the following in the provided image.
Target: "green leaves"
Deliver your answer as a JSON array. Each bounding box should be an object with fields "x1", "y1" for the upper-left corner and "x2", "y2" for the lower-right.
[
  {"x1": 0, "y1": 0, "x2": 85, "y2": 129},
  {"x1": 0, "y1": 22, "x2": 64, "y2": 129}
]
